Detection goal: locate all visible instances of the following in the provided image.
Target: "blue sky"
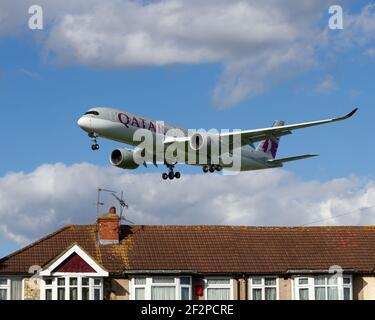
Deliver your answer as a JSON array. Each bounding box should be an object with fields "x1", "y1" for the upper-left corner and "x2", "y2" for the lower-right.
[
  {"x1": 1, "y1": 36, "x2": 373, "y2": 179},
  {"x1": 1, "y1": 0, "x2": 375, "y2": 257}
]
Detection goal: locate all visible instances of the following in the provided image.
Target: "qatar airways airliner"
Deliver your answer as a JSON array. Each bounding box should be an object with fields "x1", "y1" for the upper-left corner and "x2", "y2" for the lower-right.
[{"x1": 77, "y1": 107, "x2": 357, "y2": 180}]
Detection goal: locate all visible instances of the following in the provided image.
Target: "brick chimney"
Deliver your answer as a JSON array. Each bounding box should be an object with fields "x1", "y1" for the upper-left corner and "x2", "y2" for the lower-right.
[{"x1": 96, "y1": 207, "x2": 120, "y2": 244}]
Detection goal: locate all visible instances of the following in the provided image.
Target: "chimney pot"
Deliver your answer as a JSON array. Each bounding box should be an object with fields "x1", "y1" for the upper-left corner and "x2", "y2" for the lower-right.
[{"x1": 109, "y1": 206, "x2": 117, "y2": 214}]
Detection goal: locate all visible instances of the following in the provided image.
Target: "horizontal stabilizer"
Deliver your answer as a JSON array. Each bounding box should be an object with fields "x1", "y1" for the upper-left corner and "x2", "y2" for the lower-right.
[{"x1": 267, "y1": 154, "x2": 319, "y2": 166}]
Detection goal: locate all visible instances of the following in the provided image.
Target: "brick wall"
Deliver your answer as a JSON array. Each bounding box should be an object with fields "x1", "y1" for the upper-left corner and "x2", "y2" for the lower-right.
[{"x1": 97, "y1": 213, "x2": 120, "y2": 243}]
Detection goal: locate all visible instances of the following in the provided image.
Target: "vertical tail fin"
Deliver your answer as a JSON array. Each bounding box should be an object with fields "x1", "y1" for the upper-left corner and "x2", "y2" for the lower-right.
[{"x1": 256, "y1": 120, "x2": 284, "y2": 159}]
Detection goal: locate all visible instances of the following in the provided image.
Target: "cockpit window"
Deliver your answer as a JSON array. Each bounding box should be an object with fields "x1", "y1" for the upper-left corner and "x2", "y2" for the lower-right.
[{"x1": 84, "y1": 111, "x2": 100, "y2": 116}]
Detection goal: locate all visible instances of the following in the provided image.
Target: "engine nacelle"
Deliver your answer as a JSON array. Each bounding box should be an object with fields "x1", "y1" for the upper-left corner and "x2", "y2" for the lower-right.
[
  {"x1": 110, "y1": 148, "x2": 140, "y2": 170},
  {"x1": 189, "y1": 132, "x2": 216, "y2": 152}
]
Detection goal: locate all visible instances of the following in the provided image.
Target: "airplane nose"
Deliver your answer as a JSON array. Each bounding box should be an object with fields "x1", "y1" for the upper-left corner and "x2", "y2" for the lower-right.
[{"x1": 77, "y1": 117, "x2": 91, "y2": 132}]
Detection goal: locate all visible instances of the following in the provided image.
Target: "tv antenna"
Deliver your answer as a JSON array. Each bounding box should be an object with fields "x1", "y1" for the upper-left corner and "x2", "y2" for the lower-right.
[
  {"x1": 96, "y1": 188, "x2": 117, "y2": 216},
  {"x1": 96, "y1": 188, "x2": 134, "y2": 224}
]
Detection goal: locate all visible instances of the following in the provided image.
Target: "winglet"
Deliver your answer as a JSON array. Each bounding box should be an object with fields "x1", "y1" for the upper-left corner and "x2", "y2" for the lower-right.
[{"x1": 342, "y1": 107, "x2": 358, "y2": 119}]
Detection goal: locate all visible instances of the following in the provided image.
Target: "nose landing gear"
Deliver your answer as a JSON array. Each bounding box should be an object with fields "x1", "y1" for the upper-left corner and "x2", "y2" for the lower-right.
[
  {"x1": 89, "y1": 132, "x2": 100, "y2": 150},
  {"x1": 162, "y1": 163, "x2": 181, "y2": 180}
]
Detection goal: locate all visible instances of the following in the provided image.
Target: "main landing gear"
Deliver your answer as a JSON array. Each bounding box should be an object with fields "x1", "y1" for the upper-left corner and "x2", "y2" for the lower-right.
[
  {"x1": 203, "y1": 165, "x2": 222, "y2": 173},
  {"x1": 89, "y1": 132, "x2": 99, "y2": 151},
  {"x1": 162, "y1": 163, "x2": 181, "y2": 180}
]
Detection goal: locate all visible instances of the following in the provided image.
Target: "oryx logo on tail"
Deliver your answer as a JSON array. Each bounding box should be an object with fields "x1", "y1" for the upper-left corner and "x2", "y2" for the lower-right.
[
  {"x1": 256, "y1": 120, "x2": 284, "y2": 159},
  {"x1": 258, "y1": 137, "x2": 279, "y2": 158}
]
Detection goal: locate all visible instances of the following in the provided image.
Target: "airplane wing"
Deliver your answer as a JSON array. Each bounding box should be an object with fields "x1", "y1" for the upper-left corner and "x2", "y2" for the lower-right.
[
  {"x1": 162, "y1": 108, "x2": 358, "y2": 148},
  {"x1": 219, "y1": 108, "x2": 358, "y2": 146}
]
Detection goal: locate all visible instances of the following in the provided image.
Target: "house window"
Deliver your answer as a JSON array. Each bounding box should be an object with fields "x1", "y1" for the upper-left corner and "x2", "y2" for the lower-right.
[
  {"x1": 42, "y1": 277, "x2": 103, "y2": 300},
  {"x1": 314, "y1": 276, "x2": 339, "y2": 300},
  {"x1": 57, "y1": 278, "x2": 66, "y2": 300},
  {"x1": 69, "y1": 278, "x2": 78, "y2": 300},
  {"x1": 343, "y1": 277, "x2": 352, "y2": 300},
  {"x1": 0, "y1": 278, "x2": 23, "y2": 300},
  {"x1": 11, "y1": 279, "x2": 22, "y2": 300},
  {"x1": 296, "y1": 277, "x2": 310, "y2": 300},
  {"x1": 131, "y1": 277, "x2": 192, "y2": 300},
  {"x1": 44, "y1": 277, "x2": 53, "y2": 300},
  {"x1": 0, "y1": 278, "x2": 10, "y2": 300},
  {"x1": 180, "y1": 277, "x2": 191, "y2": 300},
  {"x1": 93, "y1": 278, "x2": 102, "y2": 300},
  {"x1": 294, "y1": 275, "x2": 352, "y2": 300},
  {"x1": 205, "y1": 278, "x2": 233, "y2": 300},
  {"x1": 250, "y1": 277, "x2": 278, "y2": 300},
  {"x1": 133, "y1": 277, "x2": 146, "y2": 300},
  {"x1": 152, "y1": 277, "x2": 176, "y2": 300}
]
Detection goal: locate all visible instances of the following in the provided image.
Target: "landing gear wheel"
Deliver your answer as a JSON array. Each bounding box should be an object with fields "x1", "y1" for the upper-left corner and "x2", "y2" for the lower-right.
[
  {"x1": 215, "y1": 165, "x2": 222, "y2": 172},
  {"x1": 203, "y1": 165, "x2": 209, "y2": 173},
  {"x1": 209, "y1": 165, "x2": 215, "y2": 173},
  {"x1": 89, "y1": 133, "x2": 99, "y2": 151},
  {"x1": 163, "y1": 162, "x2": 180, "y2": 180}
]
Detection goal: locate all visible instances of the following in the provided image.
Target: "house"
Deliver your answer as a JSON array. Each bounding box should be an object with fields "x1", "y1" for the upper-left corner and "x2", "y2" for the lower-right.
[{"x1": 1, "y1": 207, "x2": 375, "y2": 300}]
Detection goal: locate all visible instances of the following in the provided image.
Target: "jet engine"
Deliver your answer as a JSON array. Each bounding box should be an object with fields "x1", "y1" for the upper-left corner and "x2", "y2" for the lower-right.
[
  {"x1": 189, "y1": 132, "x2": 217, "y2": 152},
  {"x1": 110, "y1": 148, "x2": 140, "y2": 170}
]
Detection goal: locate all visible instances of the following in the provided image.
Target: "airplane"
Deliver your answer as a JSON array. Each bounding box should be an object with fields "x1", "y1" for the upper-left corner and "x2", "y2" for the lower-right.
[{"x1": 77, "y1": 107, "x2": 358, "y2": 180}]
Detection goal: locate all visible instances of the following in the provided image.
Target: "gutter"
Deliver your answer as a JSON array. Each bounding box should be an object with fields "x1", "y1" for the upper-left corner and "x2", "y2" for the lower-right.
[
  {"x1": 122, "y1": 270, "x2": 198, "y2": 275},
  {"x1": 286, "y1": 269, "x2": 357, "y2": 274}
]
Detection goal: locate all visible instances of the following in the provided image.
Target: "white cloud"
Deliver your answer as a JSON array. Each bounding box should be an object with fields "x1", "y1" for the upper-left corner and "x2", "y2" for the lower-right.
[
  {"x1": 1, "y1": 1, "x2": 375, "y2": 106},
  {"x1": 365, "y1": 48, "x2": 375, "y2": 57},
  {"x1": 44, "y1": 0, "x2": 329, "y2": 107},
  {"x1": 0, "y1": 0, "x2": 333, "y2": 107},
  {"x1": 19, "y1": 68, "x2": 42, "y2": 80},
  {"x1": 1, "y1": 163, "x2": 375, "y2": 247},
  {"x1": 315, "y1": 74, "x2": 336, "y2": 94},
  {"x1": 344, "y1": 3, "x2": 375, "y2": 45}
]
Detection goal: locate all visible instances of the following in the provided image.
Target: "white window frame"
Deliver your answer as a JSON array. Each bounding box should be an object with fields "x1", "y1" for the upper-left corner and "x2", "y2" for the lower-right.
[
  {"x1": 11, "y1": 278, "x2": 24, "y2": 300},
  {"x1": 0, "y1": 278, "x2": 24, "y2": 300},
  {"x1": 0, "y1": 278, "x2": 10, "y2": 300},
  {"x1": 40, "y1": 276, "x2": 103, "y2": 300},
  {"x1": 294, "y1": 275, "x2": 352, "y2": 300},
  {"x1": 343, "y1": 276, "x2": 353, "y2": 300},
  {"x1": 180, "y1": 276, "x2": 192, "y2": 300},
  {"x1": 204, "y1": 277, "x2": 234, "y2": 300},
  {"x1": 132, "y1": 277, "x2": 147, "y2": 300},
  {"x1": 249, "y1": 276, "x2": 279, "y2": 300},
  {"x1": 130, "y1": 276, "x2": 192, "y2": 300},
  {"x1": 294, "y1": 277, "x2": 312, "y2": 300}
]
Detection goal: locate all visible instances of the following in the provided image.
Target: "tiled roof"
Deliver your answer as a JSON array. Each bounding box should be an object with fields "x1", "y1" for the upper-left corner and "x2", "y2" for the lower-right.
[{"x1": 1, "y1": 225, "x2": 375, "y2": 275}]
